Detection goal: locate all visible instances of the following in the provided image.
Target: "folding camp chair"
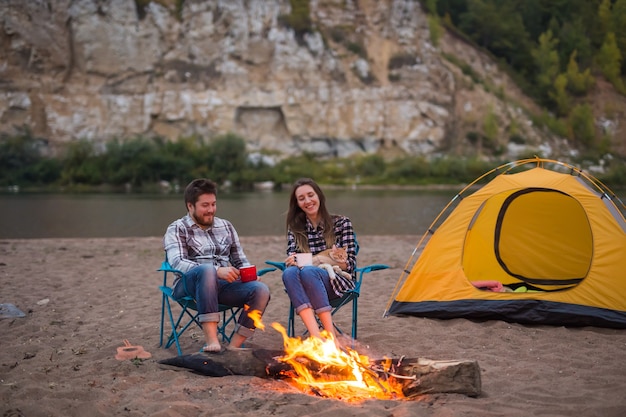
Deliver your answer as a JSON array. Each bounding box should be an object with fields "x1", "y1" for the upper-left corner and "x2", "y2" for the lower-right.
[
  {"x1": 158, "y1": 257, "x2": 242, "y2": 356},
  {"x1": 259, "y1": 238, "x2": 389, "y2": 340}
]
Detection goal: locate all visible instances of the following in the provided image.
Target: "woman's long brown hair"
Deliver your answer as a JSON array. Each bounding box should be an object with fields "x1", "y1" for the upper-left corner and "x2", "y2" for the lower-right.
[{"x1": 286, "y1": 178, "x2": 335, "y2": 252}]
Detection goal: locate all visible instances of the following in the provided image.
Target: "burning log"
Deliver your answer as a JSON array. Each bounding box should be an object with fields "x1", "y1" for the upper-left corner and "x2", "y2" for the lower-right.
[{"x1": 158, "y1": 348, "x2": 481, "y2": 398}]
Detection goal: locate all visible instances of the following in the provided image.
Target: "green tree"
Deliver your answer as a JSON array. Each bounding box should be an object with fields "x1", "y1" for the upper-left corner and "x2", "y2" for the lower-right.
[
  {"x1": 428, "y1": 15, "x2": 443, "y2": 46},
  {"x1": 566, "y1": 51, "x2": 595, "y2": 95},
  {"x1": 550, "y1": 73, "x2": 570, "y2": 116},
  {"x1": 613, "y1": 0, "x2": 626, "y2": 72},
  {"x1": 482, "y1": 107, "x2": 499, "y2": 150},
  {"x1": 517, "y1": 0, "x2": 545, "y2": 41},
  {"x1": 532, "y1": 30, "x2": 561, "y2": 105},
  {"x1": 598, "y1": 0, "x2": 613, "y2": 35},
  {"x1": 0, "y1": 129, "x2": 60, "y2": 186},
  {"x1": 280, "y1": 0, "x2": 312, "y2": 39},
  {"x1": 149, "y1": 136, "x2": 197, "y2": 183},
  {"x1": 435, "y1": 0, "x2": 468, "y2": 27},
  {"x1": 204, "y1": 133, "x2": 248, "y2": 186},
  {"x1": 384, "y1": 156, "x2": 430, "y2": 184},
  {"x1": 458, "y1": 0, "x2": 533, "y2": 74},
  {"x1": 569, "y1": 103, "x2": 596, "y2": 147},
  {"x1": 272, "y1": 153, "x2": 324, "y2": 184},
  {"x1": 103, "y1": 137, "x2": 159, "y2": 186},
  {"x1": 425, "y1": 0, "x2": 437, "y2": 14},
  {"x1": 60, "y1": 140, "x2": 103, "y2": 185},
  {"x1": 597, "y1": 32, "x2": 625, "y2": 90},
  {"x1": 0, "y1": 131, "x2": 38, "y2": 185},
  {"x1": 557, "y1": 19, "x2": 593, "y2": 70},
  {"x1": 355, "y1": 154, "x2": 385, "y2": 178}
]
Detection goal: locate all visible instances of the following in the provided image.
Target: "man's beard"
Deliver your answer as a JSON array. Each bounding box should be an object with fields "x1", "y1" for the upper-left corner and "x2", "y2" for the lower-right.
[{"x1": 192, "y1": 211, "x2": 214, "y2": 228}]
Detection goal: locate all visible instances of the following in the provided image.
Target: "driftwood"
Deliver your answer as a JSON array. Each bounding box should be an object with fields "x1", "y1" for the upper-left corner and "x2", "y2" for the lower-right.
[
  {"x1": 158, "y1": 348, "x2": 481, "y2": 397},
  {"x1": 394, "y1": 357, "x2": 482, "y2": 397},
  {"x1": 158, "y1": 348, "x2": 283, "y2": 378}
]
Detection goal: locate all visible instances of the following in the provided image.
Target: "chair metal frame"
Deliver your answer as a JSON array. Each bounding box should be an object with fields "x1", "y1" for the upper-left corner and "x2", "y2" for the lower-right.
[{"x1": 158, "y1": 259, "x2": 242, "y2": 356}]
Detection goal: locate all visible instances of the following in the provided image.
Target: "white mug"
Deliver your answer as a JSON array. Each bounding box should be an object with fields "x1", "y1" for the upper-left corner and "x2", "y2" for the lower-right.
[{"x1": 295, "y1": 252, "x2": 313, "y2": 267}]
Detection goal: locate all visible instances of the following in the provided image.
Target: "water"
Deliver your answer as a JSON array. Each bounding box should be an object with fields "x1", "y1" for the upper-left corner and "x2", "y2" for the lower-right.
[{"x1": 0, "y1": 189, "x2": 456, "y2": 239}]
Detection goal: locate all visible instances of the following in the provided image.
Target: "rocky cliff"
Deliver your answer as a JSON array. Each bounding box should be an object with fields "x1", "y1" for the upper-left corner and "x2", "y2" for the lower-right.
[{"x1": 1, "y1": 0, "x2": 621, "y2": 161}]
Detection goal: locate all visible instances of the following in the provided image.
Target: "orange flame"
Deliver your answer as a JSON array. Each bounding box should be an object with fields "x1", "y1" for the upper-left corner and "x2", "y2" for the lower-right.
[
  {"x1": 246, "y1": 306, "x2": 265, "y2": 331},
  {"x1": 270, "y1": 322, "x2": 405, "y2": 402},
  {"x1": 245, "y1": 309, "x2": 406, "y2": 401}
]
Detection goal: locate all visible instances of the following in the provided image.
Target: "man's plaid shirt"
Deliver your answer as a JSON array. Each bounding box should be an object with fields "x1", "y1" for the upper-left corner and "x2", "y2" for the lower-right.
[{"x1": 163, "y1": 214, "x2": 249, "y2": 286}]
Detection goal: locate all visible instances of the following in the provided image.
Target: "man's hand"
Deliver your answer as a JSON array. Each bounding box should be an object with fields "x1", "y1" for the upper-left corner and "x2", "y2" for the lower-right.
[{"x1": 217, "y1": 266, "x2": 240, "y2": 282}]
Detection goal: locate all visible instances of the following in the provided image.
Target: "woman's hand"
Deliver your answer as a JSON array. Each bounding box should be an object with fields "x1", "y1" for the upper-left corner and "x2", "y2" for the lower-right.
[{"x1": 285, "y1": 253, "x2": 297, "y2": 267}]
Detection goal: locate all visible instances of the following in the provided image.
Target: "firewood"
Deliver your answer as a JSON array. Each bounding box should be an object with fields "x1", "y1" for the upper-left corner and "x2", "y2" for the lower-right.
[
  {"x1": 392, "y1": 357, "x2": 482, "y2": 397},
  {"x1": 158, "y1": 348, "x2": 284, "y2": 378},
  {"x1": 158, "y1": 349, "x2": 481, "y2": 397}
]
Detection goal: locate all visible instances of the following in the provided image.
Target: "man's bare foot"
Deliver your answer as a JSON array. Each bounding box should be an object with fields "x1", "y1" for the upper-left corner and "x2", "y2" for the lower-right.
[{"x1": 201, "y1": 341, "x2": 222, "y2": 353}]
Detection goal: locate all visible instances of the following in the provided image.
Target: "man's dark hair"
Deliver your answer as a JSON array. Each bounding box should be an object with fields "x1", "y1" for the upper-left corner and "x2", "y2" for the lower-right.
[{"x1": 184, "y1": 178, "x2": 217, "y2": 208}]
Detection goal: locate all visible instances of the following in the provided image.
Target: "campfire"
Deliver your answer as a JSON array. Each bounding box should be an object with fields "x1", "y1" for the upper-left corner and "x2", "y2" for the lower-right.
[
  {"x1": 247, "y1": 308, "x2": 405, "y2": 401},
  {"x1": 270, "y1": 322, "x2": 406, "y2": 401},
  {"x1": 159, "y1": 309, "x2": 481, "y2": 401}
]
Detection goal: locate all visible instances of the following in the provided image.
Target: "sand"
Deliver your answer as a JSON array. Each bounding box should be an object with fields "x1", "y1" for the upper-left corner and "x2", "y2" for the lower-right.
[{"x1": 1, "y1": 236, "x2": 625, "y2": 417}]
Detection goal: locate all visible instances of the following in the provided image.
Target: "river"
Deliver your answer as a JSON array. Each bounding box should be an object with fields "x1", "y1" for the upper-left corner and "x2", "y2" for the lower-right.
[{"x1": 0, "y1": 189, "x2": 456, "y2": 239}]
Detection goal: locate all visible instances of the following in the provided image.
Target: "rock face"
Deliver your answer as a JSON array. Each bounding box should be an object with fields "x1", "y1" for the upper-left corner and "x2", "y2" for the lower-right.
[{"x1": 0, "y1": 0, "x2": 619, "y2": 160}]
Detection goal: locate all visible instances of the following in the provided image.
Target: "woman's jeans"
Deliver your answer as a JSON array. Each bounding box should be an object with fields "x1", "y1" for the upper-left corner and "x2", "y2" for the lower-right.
[
  {"x1": 282, "y1": 265, "x2": 339, "y2": 315},
  {"x1": 172, "y1": 264, "x2": 270, "y2": 338}
]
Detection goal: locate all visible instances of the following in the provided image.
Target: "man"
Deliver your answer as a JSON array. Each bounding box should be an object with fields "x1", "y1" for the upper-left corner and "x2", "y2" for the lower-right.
[{"x1": 163, "y1": 178, "x2": 270, "y2": 352}]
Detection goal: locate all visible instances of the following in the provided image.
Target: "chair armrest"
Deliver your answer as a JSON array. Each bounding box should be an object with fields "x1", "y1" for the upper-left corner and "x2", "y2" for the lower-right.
[
  {"x1": 265, "y1": 260, "x2": 287, "y2": 271},
  {"x1": 356, "y1": 263, "x2": 390, "y2": 274},
  {"x1": 257, "y1": 267, "x2": 277, "y2": 276},
  {"x1": 160, "y1": 260, "x2": 279, "y2": 278},
  {"x1": 157, "y1": 261, "x2": 173, "y2": 272},
  {"x1": 260, "y1": 261, "x2": 389, "y2": 278},
  {"x1": 157, "y1": 261, "x2": 185, "y2": 275}
]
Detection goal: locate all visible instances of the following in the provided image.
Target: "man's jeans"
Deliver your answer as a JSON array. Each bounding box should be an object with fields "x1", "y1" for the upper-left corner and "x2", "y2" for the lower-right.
[{"x1": 172, "y1": 264, "x2": 270, "y2": 337}]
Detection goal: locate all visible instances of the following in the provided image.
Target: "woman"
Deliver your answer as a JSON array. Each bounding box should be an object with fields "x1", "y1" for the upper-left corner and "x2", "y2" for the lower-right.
[{"x1": 282, "y1": 178, "x2": 357, "y2": 341}]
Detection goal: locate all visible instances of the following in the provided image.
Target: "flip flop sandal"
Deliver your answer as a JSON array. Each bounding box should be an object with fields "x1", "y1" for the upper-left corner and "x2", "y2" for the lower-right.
[{"x1": 115, "y1": 339, "x2": 152, "y2": 360}]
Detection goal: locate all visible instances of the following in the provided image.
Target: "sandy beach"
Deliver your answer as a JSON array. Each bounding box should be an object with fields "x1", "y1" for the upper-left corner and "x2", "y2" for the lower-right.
[{"x1": 1, "y1": 235, "x2": 625, "y2": 416}]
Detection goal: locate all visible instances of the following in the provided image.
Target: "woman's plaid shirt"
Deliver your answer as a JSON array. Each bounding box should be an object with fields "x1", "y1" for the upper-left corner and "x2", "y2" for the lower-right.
[{"x1": 286, "y1": 214, "x2": 357, "y2": 296}]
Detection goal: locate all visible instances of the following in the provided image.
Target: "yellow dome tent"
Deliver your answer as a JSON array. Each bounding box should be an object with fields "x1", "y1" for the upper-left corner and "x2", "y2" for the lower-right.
[{"x1": 385, "y1": 158, "x2": 626, "y2": 328}]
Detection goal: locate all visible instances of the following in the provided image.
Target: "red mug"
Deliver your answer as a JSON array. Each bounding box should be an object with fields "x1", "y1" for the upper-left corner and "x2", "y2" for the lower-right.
[{"x1": 240, "y1": 265, "x2": 258, "y2": 282}]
